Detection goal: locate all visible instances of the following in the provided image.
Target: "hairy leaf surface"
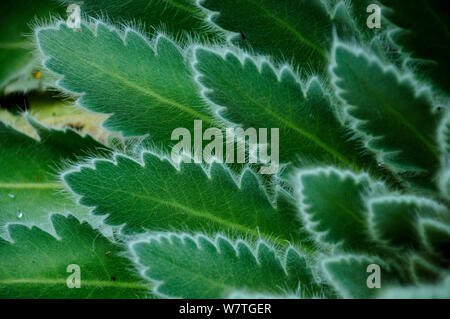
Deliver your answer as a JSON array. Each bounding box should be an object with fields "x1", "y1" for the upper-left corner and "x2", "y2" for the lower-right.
[
  {"x1": 194, "y1": 47, "x2": 377, "y2": 172},
  {"x1": 295, "y1": 167, "x2": 385, "y2": 251},
  {"x1": 0, "y1": 119, "x2": 105, "y2": 234},
  {"x1": 368, "y1": 195, "x2": 447, "y2": 250},
  {"x1": 63, "y1": 151, "x2": 302, "y2": 247},
  {"x1": 130, "y1": 233, "x2": 318, "y2": 298},
  {"x1": 199, "y1": 0, "x2": 333, "y2": 74},
  {"x1": 332, "y1": 43, "x2": 439, "y2": 185},
  {"x1": 60, "y1": 0, "x2": 220, "y2": 43},
  {"x1": 0, "y1": 214, "x2": 149, "y2": 298},
  {"x1": 36, "y1": 21, "x2": 216, "y2": 148},
  {"x1": 419, "y1": 219, "x2": 450, "y2": 260}
]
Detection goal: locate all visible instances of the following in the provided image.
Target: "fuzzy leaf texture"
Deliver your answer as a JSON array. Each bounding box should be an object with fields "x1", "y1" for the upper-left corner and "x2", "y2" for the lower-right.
[
  {"x1": 194, "y1": 47, "x2": 378, "y2": 172},
  {"x1": 295, "y1": 167, "x2": 385, "y2": 251},
  {"x1": 331, "y1": 43, "x2": 440, "y2": 186},
  {"x1": 63, "y1": 151, "x2": 302, "y2": 247},
  {"x1": 0, "y1": 118, "x2": 106, "y2": 234},
  {"x1": 59, "y1": 0, "x2": 221, "y2": 43},
  {"x1": 0, "y1": 214, "x2": 149, "y2": 298},
  {"x1": 130, "y1": 233, "x2": 319, "y2": 298},
  {"x1": 36, "y1": 21, "x2": 216, "y2": 148},
  {"x1": 199, "y1": 0, "x2": 334, "y2": 74},
  {"x1": 368, "y1": 195, "x2": 448, "y2": 250}
]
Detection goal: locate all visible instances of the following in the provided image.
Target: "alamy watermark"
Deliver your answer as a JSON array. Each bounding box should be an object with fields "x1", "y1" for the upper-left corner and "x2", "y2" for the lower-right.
[
  {"x1": 171, "y1": 120, "x2": 279, "y2": 174},
  {"x1": 66, "y1": 264, "x2": 81, "y2": 288}
]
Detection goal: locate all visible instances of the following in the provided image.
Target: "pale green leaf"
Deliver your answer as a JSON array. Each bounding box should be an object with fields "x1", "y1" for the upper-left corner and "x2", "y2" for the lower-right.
[
  {"x1": 36, "y1": 21, "x2": 217, "y2": 148},
  {"x1": 63, "y1": 151, "x2": 304, "y2": 247},
  {"x1": 129, "y1": 233, "x2": 318, "y2": 298},
  {"x1": 331, "y1": 43, "x2": 440, "y2": 185},
  {"x1": 0, "y1": 214, "x2": 149, "y2": 298},
  {"x1": 199, "y1": 0, "x2": 332, "y2": 74},
  {"x1": 295, "y1": 167, "x2": 385, "y2": 251},
  {"x1": 193, "y1": 47, "x2": 378, "y2": 172},
  {"x1": 59, "y1": 0, "x2": 221, "y2": 43},
  {"x1": 0, "y1": 118, "x2": 106, "y2": 235}
]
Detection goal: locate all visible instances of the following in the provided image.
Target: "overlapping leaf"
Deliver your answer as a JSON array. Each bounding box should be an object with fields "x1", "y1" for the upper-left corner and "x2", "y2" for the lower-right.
[
  {"x1": 63, "y1": 151, "x2": 303, "y2": 247},
  {"x1": 331, "y1": 43, "x2": 440, "y2": 186},
  {"x1": 0, "y1": 118, "x2": 106, "y2": 234},
  {"x1": 129, "y1": 233, "x2": 319, "y2": 298},
  {"x1": 36, "y1": 21, "x2": 217, "y2": 148},
  {"x1": 59, "y1": 0, "x2": 221, "y2": 43},
  {"x1": 368, "y1": 195, "x2": 447, "y2": 250},
  {"x1": 295, "y1": 167, "x2": 385, "y2": 251},
  {"x1": 194, "y1": 47, "x2": 379, "y2": 173},
  {"x1": 199, "y1": 0, "x2": 333, "y2": 74},
  {"x1": 0, "y1": 214, "x2": 149, "y2": 298}
]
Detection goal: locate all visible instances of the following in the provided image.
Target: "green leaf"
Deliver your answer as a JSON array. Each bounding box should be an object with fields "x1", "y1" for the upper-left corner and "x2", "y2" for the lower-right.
[
  {"x1": 379, "y1": 0, "x2": 450, "y2": 94},
  {"x1": 295, "y1": 167, "x2": 385, "y2": 251},
  {"x1": 408, "y1": 254, "x2": 442, "y2": 283},
  {"x1": 0, "y1": 214, "x2": 149, "y2": 298},
  {"x1": 419, "y1": 219, "x2": 450, "y2": 260},
  {"x1": 59, "y1": 0, "x2": 221, "y2": 43},
  {"x1": 63, "y1": 151, "x2": 303, "y2": 247},
  {"x1": 0, "y1": 117, "x2": 106, "y2": 235},
  {"x1": 193, "y1": 47, "x2": 378, "y2": 172},
  {"x1": 331, "y1": 43, "x2": 440, "y2": 185},
  {"x1": 0, "y1": 0, "x2": 62, "y2": 94},
  {"x1": 322, "y1": 254, "x2": 398, "y2": 298},
  {"x1": 199, "y1": 0, "x2": 333, "y2": 74},
  {"x1": 36, "y1": 21, "x2": 217, "y2": 148},
  {"x1": 368, "y1": 195, "x2": 447, "y2": 250},
  {"x1": 129, "y1": 233, "x2": 318, "y2": 298}
]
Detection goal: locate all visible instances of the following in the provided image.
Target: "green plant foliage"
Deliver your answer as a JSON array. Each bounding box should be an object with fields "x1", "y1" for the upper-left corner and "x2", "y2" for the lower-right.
[
  {"x1": 129, "y1": 233, "x2": 319, "y2": 298},
  {"x1": 0, "y1": 0, "x2": 62, "y2": 94},
  {"x1": 1, "y1": 0, "x2": 449, "y2": 299},
  {"x1": 0, "y1": 214, "x2": 149, "y2": 298},
  {"x1": 63, "y1": 151, "x2": 302, "y2": 247},
  {"x1": 331, "y1": 43, "x2": 440, "y2": 188},
  {"x1": 36, "y1": 21, "x2": 217, "y2": 148},
  {"x1": 59, "y1": 0, "x2": 221, "y2": 43},
  {"x1": 0, "y1": 117, "x2": 106, "y2": 234},
  {"x1": 295, "y1": 167, "x2": 385, "y2": 251},
  {"x1": 193, "y1": 47, "x2": 376, "y2": 171}
]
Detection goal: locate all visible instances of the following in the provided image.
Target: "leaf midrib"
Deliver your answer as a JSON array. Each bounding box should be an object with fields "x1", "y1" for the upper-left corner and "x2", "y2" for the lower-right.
[
  {"x1": 77, "y1": 59, "x2": 214, "y2": 125},
  {"x1": 90, "y1": 184, "x2": 295, "y2": 248},
  {"x1": 219, "y1": 77, "x2": 354, "y2": 167},
  {"x1": 344, "y1": 60, "x2": 439, "y2": 159}
]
